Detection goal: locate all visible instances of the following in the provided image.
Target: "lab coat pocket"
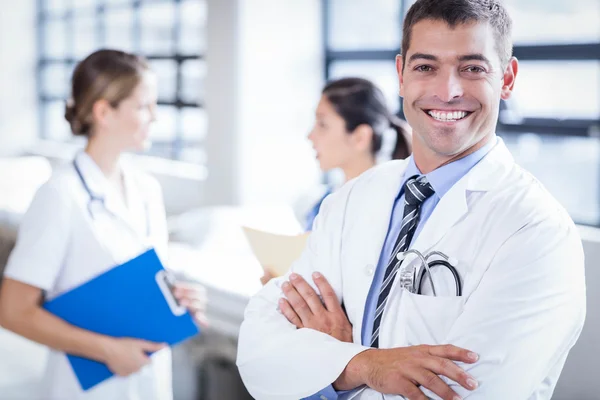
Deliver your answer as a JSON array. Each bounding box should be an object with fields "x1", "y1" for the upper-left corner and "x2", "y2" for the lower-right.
[{"x1": 402, "y1": 292, "x2": 465, "y2": 346}]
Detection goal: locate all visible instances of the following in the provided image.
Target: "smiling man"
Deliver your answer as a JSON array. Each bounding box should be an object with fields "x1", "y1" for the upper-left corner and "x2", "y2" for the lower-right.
[
  {"x1": 401, "y1": 15, "x2": 514, "y2": 172},
  {"x1": 236, "y1": 1, "x2": 586, "y2": 399}
]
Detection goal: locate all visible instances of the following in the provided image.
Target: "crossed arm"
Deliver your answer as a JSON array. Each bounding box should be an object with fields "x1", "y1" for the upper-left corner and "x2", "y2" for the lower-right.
[
  {"x1": 277, "y1": 219, "x2": 585, "y2": 400},
  {"x1": 279, "y1": 272, "x2": 478, "y2": 400},
  {"x1": 238, "y1": 183, "x2": 585, "y2": 400}
]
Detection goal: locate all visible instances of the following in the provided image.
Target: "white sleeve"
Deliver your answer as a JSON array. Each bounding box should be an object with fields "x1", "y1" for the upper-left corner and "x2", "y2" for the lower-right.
[
  {"x1": 236, "y1": 184, "x2": 370, "y2": 400},
  {"x1": 424, "y1": 218, "x2": 586, "y2": 399},
  {"x1": 4, "y1": 181, "x2": 72, "y2": 291}
]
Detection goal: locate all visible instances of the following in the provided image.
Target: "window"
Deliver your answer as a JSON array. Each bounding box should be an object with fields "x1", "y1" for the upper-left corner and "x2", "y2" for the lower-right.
[
  {"x1": 509, "y1": 61, "x2": 599, "y2": 121},
  {"x1": 327, "y1": 0, "x2": 402, "y2": 51},
  {"x1": 329, "y1": 60, "x2": 400, "y2": 112},
  {"x1": 37, "y1": 0, "x2": 208, "y2": 162},
  {"x1": 501, "y1": 133, "x2": 600, "y2": 226},
  {"x1": 323, "y1": 0, "x2": 600, "y2": 226},
  {"x1": 505, "y1": 0, "x2": 600, "y2": 46}
]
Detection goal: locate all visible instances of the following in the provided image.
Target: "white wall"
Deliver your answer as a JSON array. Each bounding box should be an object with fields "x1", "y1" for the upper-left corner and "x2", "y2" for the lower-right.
[
  {"x1": 237, "y1": 0, "x2": 323, "y2": 206},
  {"x1": 552, "y1": 226, "x2": 600, "y2": 399},
  {"x1": 203, "y1": 0, "x2": 242, "y2": 206},
  {"x1": 205, "y1": 0, "x2": 324, "y2": 207},
  {"x1": 0, "y1": 0, "x2": 38, "y2": 155}
]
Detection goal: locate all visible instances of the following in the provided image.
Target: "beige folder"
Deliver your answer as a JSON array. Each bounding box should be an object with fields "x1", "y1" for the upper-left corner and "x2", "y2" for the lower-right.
[{"x1": 242, "y1": 226, "x2": 310, "y2": 277}]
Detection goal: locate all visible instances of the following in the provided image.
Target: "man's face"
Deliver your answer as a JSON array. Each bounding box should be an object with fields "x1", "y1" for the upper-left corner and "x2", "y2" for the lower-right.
[{"x1": 397, "y1": 19, "x2": 517, "y2": 160}]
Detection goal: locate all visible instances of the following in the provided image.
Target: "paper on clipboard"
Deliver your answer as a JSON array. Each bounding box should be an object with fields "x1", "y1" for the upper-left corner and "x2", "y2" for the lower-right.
[{"x1": 242, "y1": 226, "x2": 310, "y2": 277}]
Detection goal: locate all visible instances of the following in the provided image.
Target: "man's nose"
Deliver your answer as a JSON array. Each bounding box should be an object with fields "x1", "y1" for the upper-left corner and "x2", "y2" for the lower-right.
[{"x1": 434, "y1": 69, "x2": 464, "y2": 103}]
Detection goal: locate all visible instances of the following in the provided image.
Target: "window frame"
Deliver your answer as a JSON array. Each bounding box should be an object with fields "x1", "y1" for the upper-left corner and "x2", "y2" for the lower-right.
[
  {"x1": 322, "y1": 1, "x2": 600, "y2": 137},
  {"x1": 322, "y1": 0, "x2": 600, "y2": 226},
  {"x1": 36, "y1": 0, "x2": 206, "y2": 161}
]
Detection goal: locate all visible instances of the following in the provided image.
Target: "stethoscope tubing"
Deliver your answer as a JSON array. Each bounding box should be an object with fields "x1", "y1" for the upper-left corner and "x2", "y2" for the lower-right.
[
  {"x1": 72, "y1": 159, "x2": 151, "y2": 237},
  {"x1": 416, "y1": 259, "x2": 462, "y2": 296}
]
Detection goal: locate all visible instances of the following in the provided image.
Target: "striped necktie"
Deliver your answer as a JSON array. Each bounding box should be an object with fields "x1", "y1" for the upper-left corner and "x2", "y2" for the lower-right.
[{"x1": 370, "y1": 175, "x2": 435, "y2": 348}]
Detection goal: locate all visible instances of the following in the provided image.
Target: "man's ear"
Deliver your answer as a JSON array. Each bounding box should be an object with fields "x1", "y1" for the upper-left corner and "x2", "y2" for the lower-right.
[
  {"x1": 396, "y1": 54, "x2": 405, "y2": 97},
  {"x1": 501, "y1": 57, "x2": 519, "y2": 100}
]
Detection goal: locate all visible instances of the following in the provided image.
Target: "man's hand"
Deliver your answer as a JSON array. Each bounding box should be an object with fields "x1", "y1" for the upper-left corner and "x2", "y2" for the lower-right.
[
  {"x1": 278, "y1": 273, "x2": 479, "y2": 399},
  {"x1": 336, "y1": 345, "x2": 479, "y2": 400},
  {"x1": 173, "y1": 282, "x2": 209, "y2": 328},
  {"x1": 279, "y1": 272, "x2": 352, "y2": 343}
]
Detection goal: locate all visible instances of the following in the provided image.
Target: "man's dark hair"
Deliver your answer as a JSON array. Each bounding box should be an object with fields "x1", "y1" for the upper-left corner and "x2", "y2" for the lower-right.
[{"x1": 401, "y1": 0, "x2": 513, "y2": 70}]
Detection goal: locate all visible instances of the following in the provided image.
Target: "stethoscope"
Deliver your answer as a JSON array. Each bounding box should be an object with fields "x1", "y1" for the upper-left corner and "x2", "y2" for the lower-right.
[
  {"x1": 73, "y1": 157, "x2": 184, "y2": 308},
  {"x1": 396, "y1": 249, "x2": 462, "y2": 296},
  {"x1": 73, "y1": 158, "x2": 151, "y2": 237}
]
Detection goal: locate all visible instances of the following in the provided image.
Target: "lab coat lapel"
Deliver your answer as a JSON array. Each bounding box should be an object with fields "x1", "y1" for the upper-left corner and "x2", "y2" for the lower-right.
[
  {"x1": 465, "y1": 138, "x2": 515, "y2": 192},
  {"x1": 411, "y1": 137, "x2": 515, "y2": 254},
  {"x1": 346, "y1": 161, "x2": 409, "y2": 338},
  {"x1": 411, "y1": 177, "x2": 469, "y2": 254}
]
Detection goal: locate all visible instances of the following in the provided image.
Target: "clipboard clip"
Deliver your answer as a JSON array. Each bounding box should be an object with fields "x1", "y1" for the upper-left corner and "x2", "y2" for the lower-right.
[{"x1": 155, "y1": 270, "x2": 187, "y2": 317}]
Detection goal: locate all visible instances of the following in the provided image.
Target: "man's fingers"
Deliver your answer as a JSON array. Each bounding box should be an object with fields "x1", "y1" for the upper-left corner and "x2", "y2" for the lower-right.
[
  {"x1": 289, "y1": 273, "x2": 325, "y2": 314},
  {"x1": 427, "y1": 344, "x2": 479, "y2": 364},
  {"x1": 412, "y1": 369, "x2": 460, "y2": 400},
  {"x1": 281, "y1": 280, "x2": 312, "y2": 322},
  {"x1": 421, "y1": 355, "x2": 478, "y2": 392},
  {"x1": 403, "y1": 383, "x2": 428, "y2": 400},
  {"x1": 422, "y1": 345, "x2": 479, "y2": 392},
  {"x1": 279, "y1": 298, "x2": 303, "y2": 329},
  {"x1": 312, "y1": 272, "x2": 342, "y2": 313}
]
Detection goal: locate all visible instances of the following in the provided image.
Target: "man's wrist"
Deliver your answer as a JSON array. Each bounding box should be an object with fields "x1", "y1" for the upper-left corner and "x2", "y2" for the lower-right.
[{"x1": 333, "y1": 348, "x2": 375, "y2": 391}]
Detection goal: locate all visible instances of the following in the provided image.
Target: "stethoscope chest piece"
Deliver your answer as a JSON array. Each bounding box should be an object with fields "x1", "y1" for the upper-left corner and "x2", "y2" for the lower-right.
[{"x1": 396, "y1": 249, "x2": 462, "y2": 297}]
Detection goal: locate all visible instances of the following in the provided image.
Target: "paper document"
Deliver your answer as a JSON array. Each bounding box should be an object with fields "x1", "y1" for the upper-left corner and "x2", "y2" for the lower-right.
[{"x1": 242, "y1": 226, "x2": 310, "y2": 277}]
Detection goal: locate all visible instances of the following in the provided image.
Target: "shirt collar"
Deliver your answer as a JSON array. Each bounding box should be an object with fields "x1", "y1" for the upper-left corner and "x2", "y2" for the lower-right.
[{"x1": 399, "y1": 136, "x2": 498, "y2": 200}]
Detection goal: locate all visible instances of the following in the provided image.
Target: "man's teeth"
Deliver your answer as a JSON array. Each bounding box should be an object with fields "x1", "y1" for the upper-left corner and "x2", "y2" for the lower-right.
[{"x1": 427, "y1": 110, "x2": 468, "y2": 121}]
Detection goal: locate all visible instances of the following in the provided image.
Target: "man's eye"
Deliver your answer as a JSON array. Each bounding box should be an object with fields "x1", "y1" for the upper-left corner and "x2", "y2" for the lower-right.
[
  {"x1": 415, "y1": 65, "x2": 433, "y2": 72},
  {"x1": 464, "y1": 66, "x2": 485, "y2": 73}
]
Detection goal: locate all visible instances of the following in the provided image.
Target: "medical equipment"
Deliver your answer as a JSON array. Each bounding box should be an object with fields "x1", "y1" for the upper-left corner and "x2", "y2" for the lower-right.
[
  {"x1": 397, "y1": 249, "x2": 462, "y2": 296},
  {"x1": 73, "y1": 159, "x2": 150, "y2": 236}
]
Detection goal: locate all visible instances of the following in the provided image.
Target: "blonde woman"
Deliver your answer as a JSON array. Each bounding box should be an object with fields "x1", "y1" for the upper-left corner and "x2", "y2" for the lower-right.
[{"x1": 0, "y1": 49, "x2": 205, "y2": 400}]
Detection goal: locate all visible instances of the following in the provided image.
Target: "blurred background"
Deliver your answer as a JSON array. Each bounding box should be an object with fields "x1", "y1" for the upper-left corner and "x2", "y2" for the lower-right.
[{"x1": 0, "y1": 0, "x2": 598, "y2": 399}]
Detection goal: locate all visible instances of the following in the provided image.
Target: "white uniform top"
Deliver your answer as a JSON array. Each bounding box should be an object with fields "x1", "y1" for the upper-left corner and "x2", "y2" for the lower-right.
[
  {"x1": 4, "y1": 152, "x2": 173, "y2": 400},
  {"x1": 237, "y1": 139, "x2": 586, "y2": 400}
]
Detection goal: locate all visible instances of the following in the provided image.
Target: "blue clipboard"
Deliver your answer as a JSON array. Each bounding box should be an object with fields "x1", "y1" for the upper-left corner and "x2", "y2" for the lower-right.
[{"x1": 43, "y1": 248, "x2": 200, "y2": 391}]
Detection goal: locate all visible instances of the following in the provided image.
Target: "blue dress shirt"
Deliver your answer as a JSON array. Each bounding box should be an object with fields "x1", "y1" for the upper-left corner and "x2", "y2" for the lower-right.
[{"x1": 306, "y1": 138, "x2": 497, "y2": 400}]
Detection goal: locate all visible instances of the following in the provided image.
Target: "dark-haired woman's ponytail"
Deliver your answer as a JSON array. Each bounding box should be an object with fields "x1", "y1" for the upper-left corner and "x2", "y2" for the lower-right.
[{"x1": 389, "y1": 115, "x2": 412, "y2": 160}]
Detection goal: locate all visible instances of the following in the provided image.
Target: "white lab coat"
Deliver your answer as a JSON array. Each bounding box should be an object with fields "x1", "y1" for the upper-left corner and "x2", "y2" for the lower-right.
[
  {"x1": 236, "y1": 138, "x2": 586, "y2": 400},
  {"x1": 4, "y1": 153, "x2": 173, "y2": 400}
]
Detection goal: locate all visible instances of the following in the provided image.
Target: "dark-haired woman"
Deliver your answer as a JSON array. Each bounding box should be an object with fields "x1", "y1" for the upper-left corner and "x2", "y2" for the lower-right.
[{"x1": 261, "y1": 77, "x2": 411, "y2": 284}]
